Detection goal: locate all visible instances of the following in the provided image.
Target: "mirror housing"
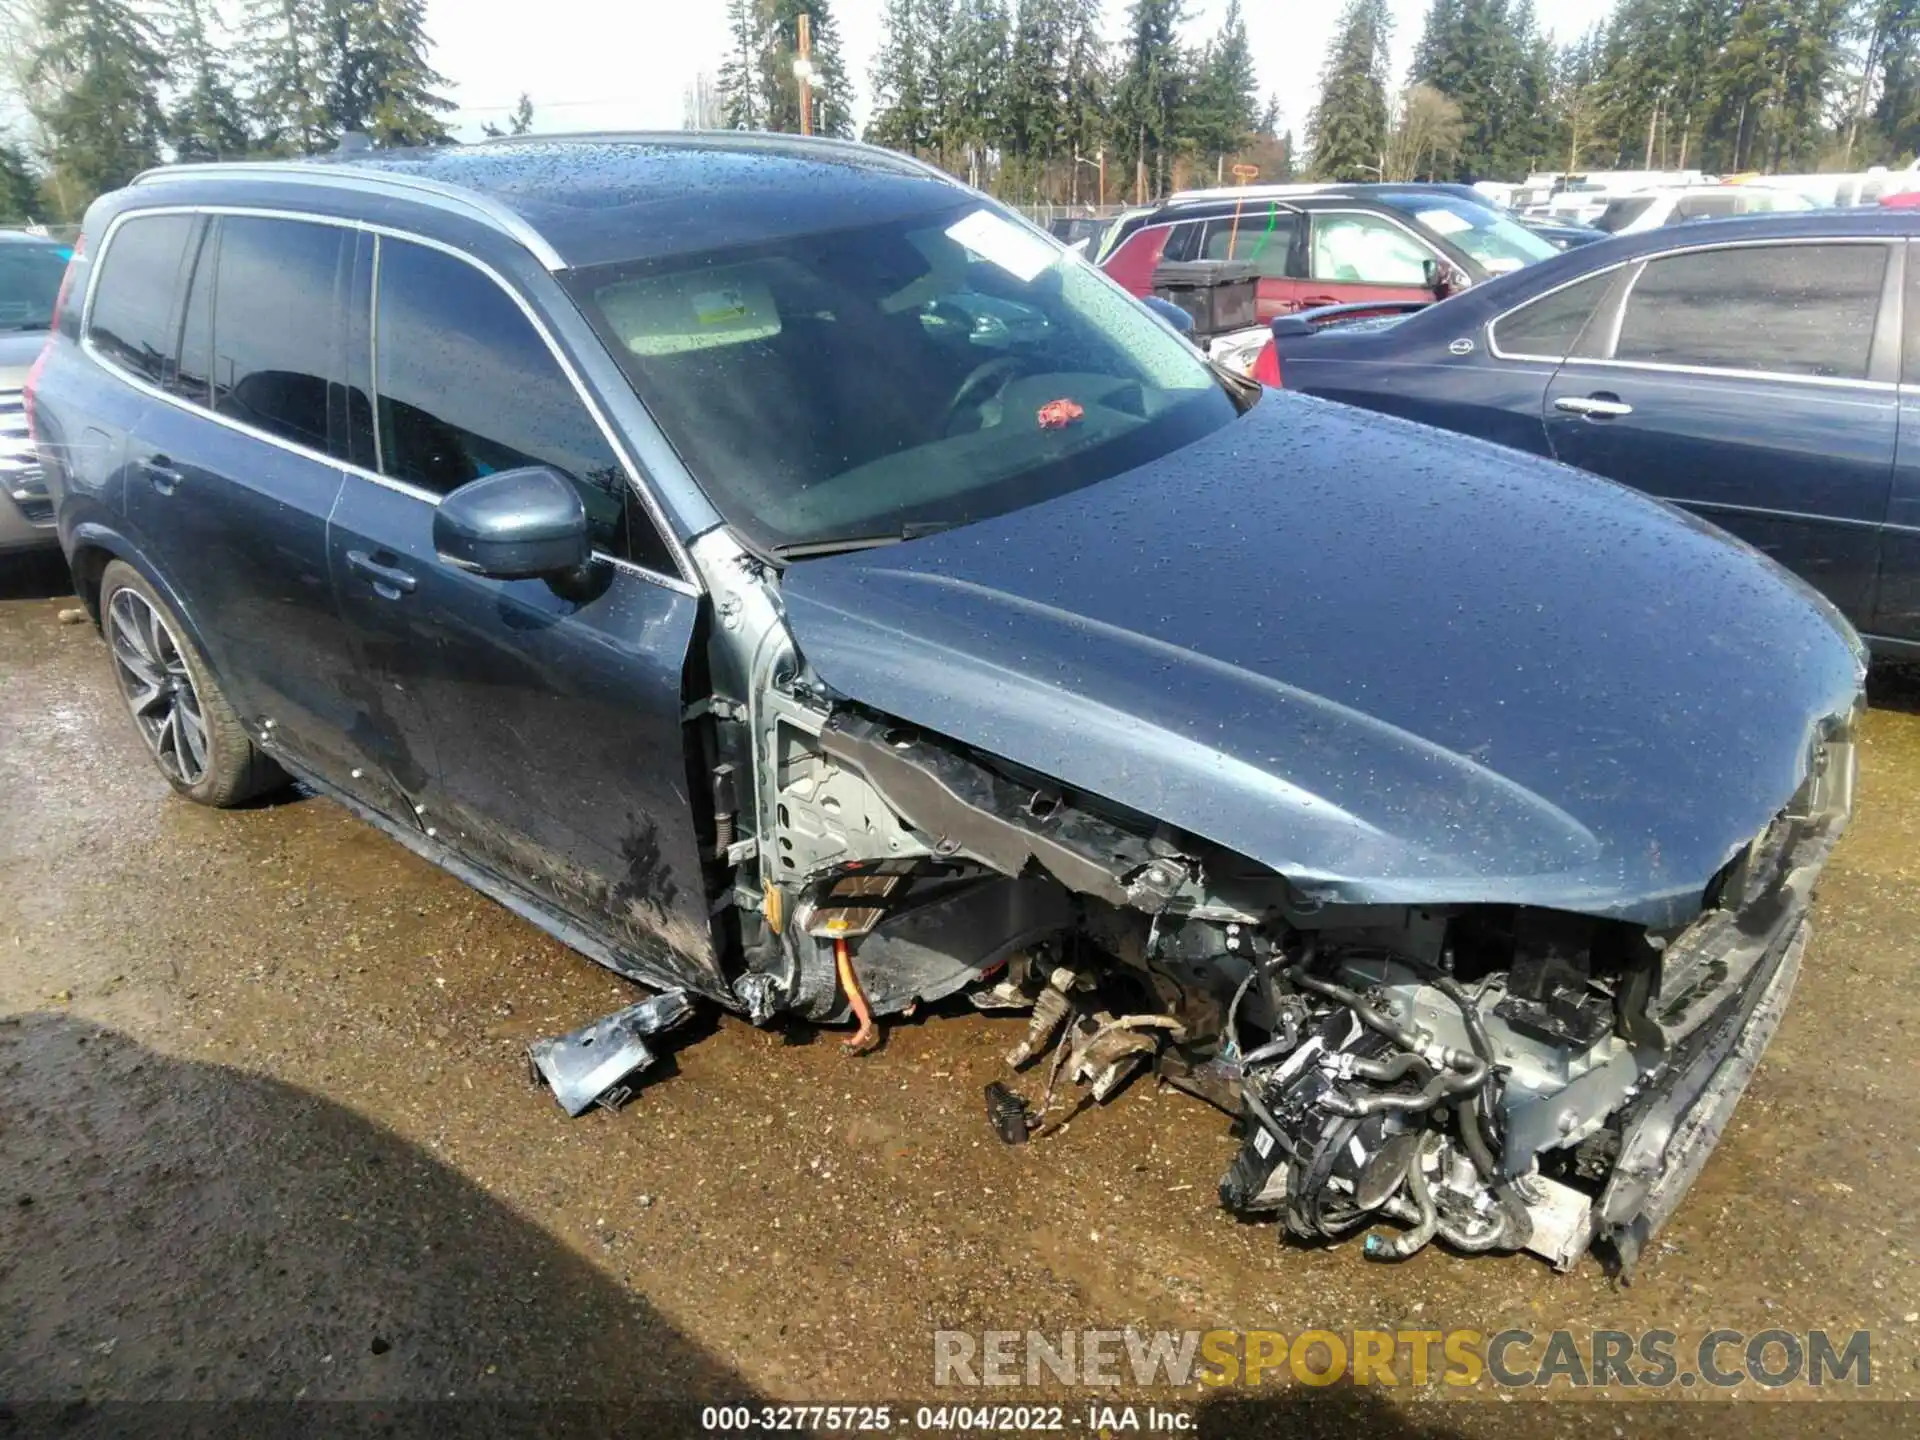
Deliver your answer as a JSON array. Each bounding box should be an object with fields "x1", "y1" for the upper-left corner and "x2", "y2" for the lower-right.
[
  {"x1": 434, "y1": 466, "x2": 592, "y2": 581},
  {"x1": 1142, "y1": 295, "x2": 1196, "y2": 335}
]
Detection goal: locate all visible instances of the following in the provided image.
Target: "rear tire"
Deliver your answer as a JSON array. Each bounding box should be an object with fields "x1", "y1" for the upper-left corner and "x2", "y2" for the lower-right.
[{"x1": 99, "y1": 559, "x2": 287, "y2": 807}]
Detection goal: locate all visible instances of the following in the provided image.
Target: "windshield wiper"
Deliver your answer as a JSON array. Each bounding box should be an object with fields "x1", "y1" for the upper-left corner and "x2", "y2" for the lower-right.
[
  {"x1": 772, "y1": 519, "x2": 962, "y2": 560},
  {"x1": 0, "y1": 321, "x2": 49, "y2": 333}
]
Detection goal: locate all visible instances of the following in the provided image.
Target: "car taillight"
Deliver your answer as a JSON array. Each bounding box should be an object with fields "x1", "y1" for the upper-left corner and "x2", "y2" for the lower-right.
[{"x1": 1251, "y1": 339, "x2": 1282, "y2": 388}]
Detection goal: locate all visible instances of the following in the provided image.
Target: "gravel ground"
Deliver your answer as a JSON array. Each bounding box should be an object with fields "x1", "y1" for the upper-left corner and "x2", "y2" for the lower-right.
[{"x1": 2, "y1": 551, "x2": 1916, "y2": 1437}]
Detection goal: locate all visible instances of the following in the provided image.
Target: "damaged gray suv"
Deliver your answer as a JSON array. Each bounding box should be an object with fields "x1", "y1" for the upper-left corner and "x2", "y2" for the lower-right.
[{"x1": 34, "y1": 135, "x2": 1863, "y2": 1273}]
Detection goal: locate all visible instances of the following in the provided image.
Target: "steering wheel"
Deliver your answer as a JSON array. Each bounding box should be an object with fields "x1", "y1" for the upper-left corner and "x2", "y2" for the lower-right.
[{"x1": 939, "y1": 356, "x2": 1024, "y2": 436}]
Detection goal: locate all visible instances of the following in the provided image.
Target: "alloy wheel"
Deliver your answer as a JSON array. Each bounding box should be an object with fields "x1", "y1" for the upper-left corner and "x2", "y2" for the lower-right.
[{"x1": 107, "y1": 587, "x2": 210, "y2": 786}]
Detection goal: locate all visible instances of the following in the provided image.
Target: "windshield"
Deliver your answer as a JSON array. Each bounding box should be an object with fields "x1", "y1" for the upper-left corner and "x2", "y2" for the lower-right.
[
  {"x1": 1372, "y1": 191, "x2": 1556, "y2": 274},
  {"x1": 0, "y1": 241, "x2": 69, "y2": 332},
  {"x1": 567, "y1": 201, "x2": 1238, "y2": 555}
]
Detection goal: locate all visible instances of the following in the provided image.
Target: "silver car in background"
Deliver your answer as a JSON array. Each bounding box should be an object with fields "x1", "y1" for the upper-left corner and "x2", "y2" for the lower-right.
[{"x1": 0, "y1": 231, "x2": 71, "y2": 557}]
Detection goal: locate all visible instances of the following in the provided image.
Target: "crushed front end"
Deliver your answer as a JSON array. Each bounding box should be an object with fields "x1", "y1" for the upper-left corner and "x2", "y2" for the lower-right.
[{"x1": 688, "y1": 531, "x2": 1861, "y2": 1272}]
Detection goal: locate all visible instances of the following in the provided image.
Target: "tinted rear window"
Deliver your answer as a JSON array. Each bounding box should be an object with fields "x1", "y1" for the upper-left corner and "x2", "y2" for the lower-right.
[
  {"x1": 89, "y1": 214, "x2": 194, "y2": 383},
  {"x1": 209, "y1": 217, "x2": 347, "y2": 454},
  {"x1": 1491, "y1": 272, "x2": 1612, "y2": 359},
  {"x1": 0, "y1": 242, "x2": 71, "y2": 332},
  {"x1": 1615, "y1": 243, "x2": 1887, "y2": 379}
]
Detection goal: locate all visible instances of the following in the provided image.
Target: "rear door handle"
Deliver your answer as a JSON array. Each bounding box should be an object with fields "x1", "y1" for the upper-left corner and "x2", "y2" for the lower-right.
[
  {"x1": 346, "y1": 549, "x2": 417, "y2": 599},
  {"x1": 1298, "y1": 295, "x2": 1340, "y2": 308},
  {"x1": 139, "y1": 456, "x2": 184, "y2": 494},
  {"x1": 1554, "y1": 394, "x2": 1634, "y2": 419}
]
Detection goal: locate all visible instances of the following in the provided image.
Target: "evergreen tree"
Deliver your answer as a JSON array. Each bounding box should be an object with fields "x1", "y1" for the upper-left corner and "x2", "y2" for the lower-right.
[
  {"x1": 1863, "y1": 0, "x2": 1920, "y2": 161},
  {"x1": 481, "y1": 91, "x2": 535, "y2": 139},
  {"x1": 1004, "y1": 0, "x2": 1068, "y2": 164},
  {"x1": 1186, "y1": 0, "x2": 1259, "y2": 161},
  {"x1": 240, "y1": 0, "x2": 329, "y2": 154},
  {"x1": 718, "y1": 0, "x2": 765, "y2": 130},
  {"x1": 29, "y1": 0, "x2": 166, "y2": 202},
  {"x1": 1058, "y1": 0, "x2": 1106, "y2": 180},
  {"x1": 0, "y1": 139, "x2": 39, "y2": 222},
  {"x1": 1114, "y1": 0, "x2": 1189, "y2": 200},
  {"x1": 758, "y1": 0, "x2": 855, "y2": 138},
  {"x1": 161, "y1": 0, "x2": 251, "y2": 162},
  {"x1": 1306, "y1": 0, "x2": 1391, "y2": 180},
  {"x1": 321, "y1": 0, "x2": 455, "y2": 148},
  {"x1": 942, "y1": 0, "x2": 1009, "y2": 181},
  {"x1": 867, "y1": 0, "x2": 934, "y2": 151}
]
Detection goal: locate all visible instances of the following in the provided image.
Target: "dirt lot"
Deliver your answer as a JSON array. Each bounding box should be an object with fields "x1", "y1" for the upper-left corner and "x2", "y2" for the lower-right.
[{"x1": 2, "y1": 550, "x2": 1918, "y2": 1437}]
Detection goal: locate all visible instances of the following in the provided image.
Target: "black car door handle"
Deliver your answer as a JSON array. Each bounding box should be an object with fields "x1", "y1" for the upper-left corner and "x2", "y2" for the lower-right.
[
  {"x1": 139, "y1": 456, "x2": 184, "y2": 493},
  {"x1": 1554, "y1": 394, "x2": 1634, "y2": 419},
  {"x1": 346, "y1": 549, "x2": 417, "y2": 598}
]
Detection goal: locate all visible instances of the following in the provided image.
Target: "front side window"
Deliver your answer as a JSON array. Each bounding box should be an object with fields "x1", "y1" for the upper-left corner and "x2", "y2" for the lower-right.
[
  {"x1": 565, "y1": 200, "x2": 1237, "y2": 555},
  {"x1": 1203, "y1": 207, "x2": 1297, "y2": 279},
  {"x1": 208, "y1": 216, "x2": 346, "y2": 454},
  {"x1": 0, "y1": 241, "x2": 71, "y2": 333},
  {"x1": 373, "y1": 237, "x2": 664, "y2": 569},
  {"x1": 1309, "y1": 213, "x2": 1436, "y2": 287},
  {"x1": 1490, "y1": 272, "x2": 1613, "y2": 359},
  {"x1": 89, "y1": 214, "x2": 194, "y2": 384},
  {"x1": 1614, "y1": 243, "x2": 1888, "y2": 380}
]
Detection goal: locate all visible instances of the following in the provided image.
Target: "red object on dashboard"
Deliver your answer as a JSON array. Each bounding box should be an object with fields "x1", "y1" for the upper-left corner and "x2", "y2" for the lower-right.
[{"x1": 1038, "y1": 398, "x2": 1085, "y2": 430}]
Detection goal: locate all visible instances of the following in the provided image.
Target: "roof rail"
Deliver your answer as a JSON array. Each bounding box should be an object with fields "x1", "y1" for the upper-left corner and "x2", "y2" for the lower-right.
[{"x1": 131, "y1": 160, "x2": 567, "y2": 270}]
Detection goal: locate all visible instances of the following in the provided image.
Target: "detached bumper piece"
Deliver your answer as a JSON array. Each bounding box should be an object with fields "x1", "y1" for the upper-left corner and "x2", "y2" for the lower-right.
[{"x1": 528, "y1": 989, "x2": 694, "y2": 1116}]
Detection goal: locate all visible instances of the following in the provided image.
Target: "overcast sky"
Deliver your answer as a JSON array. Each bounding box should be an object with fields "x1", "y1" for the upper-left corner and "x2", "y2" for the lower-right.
[{"x1": 433, "y1": 0, "x2": 1618, "y2": 144}]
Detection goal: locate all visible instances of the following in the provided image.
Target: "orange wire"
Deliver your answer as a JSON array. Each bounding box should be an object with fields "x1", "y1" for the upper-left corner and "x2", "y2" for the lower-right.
[{"x1": 835, "y1": 937, "x2": 880, "y2": 1055}]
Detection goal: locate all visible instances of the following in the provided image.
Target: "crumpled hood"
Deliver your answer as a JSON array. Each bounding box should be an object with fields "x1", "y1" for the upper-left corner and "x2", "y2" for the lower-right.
[{"x1": 781, "y1": 391, "x2": 1864, "y2": 927}]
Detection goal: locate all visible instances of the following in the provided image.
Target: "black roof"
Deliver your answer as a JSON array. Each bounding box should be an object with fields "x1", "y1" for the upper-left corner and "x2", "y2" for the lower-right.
[{"x1": 327, "y1": 133, "x2": 970, "y2": 270}]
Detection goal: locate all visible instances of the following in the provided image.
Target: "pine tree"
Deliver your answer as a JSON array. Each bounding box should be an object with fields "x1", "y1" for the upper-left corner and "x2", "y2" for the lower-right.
[
  {"x1": 867, "y1": 0, "x2": 934, "y2": 152},
  {"x1": 1186, "y1": 0, "x2": 1258, "y2": 162},
  {"x1": 1306, "y1": 0, "x2": 1391, "y2": 181},
  {"x1": 161, "y1": 0, "x2": 251, "y2": 162},
  {"x1": 1114, "y1": 0, "x2": 1189, "y2": 201},
  {"x1": 758, "y1": 0, "x2": 855, "y2": 138},
  {"x1": 482, "y1": 91, "x2": 535, "y2": 138},
  {"x1": 319, "y1": 0, "x2": 455, "y2": 148},
  {"x1": 1004, "y1": 0, "x2": 1068, "y2": 164},
  {"x1": 942, "y1": 0, "x2": 1009, "y2": 182},
  {"x1": 29, "y1": 0, "x2": 166, "y2": 203},
  {"x1": 718, "y1": 0, "x2": 765, "y2": 130},
  {"x1": 240, "y1": 0, "x2": 329, "y2": 154},
  {"x1": 0, "y1": 139, "x2": 39, "y2": 222},
  {"x1": 1058, "y1": 0, "x2": 1105, "y2": 181}
]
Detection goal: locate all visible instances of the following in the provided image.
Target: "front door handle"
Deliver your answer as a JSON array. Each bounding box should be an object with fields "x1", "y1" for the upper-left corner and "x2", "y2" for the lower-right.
[
  {"x1": 1554, "y1": 394, "x2": 1634, "y2": 419},
  {"x1": 346, "y1": 549, "x2": 417, "y2": 599},
  {"x1": 139, "y1": 456, "x2": 184, "y2": 494}
]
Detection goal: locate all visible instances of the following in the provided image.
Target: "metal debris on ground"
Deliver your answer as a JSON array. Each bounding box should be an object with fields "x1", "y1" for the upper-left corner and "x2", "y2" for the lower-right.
[
  {"x1": 983, "y1": 1081, "x2": 1033, "y2": 1145},
  {"x1": 527, "y1": 989, "x2": 694, "y2": 1116}
]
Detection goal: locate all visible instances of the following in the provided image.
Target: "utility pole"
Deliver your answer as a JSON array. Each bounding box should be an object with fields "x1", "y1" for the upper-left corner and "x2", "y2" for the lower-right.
[{"x1": 795, "y1": 12, "x2": 815, "y2": 137}]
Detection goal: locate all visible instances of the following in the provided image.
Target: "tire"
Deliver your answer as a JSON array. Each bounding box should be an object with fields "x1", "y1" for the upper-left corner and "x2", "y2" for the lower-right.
[{"x1": 98, "y1": 559, "x2": 287, "y2": 807}]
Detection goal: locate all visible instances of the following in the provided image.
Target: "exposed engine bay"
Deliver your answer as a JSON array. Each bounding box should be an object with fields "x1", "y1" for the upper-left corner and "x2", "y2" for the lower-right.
[{"x1": 643, "y1": 534, "x2": 1857, "y2": 1273}]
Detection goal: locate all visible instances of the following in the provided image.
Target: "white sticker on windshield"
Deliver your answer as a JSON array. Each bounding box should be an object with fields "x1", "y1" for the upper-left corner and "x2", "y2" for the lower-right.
[
  {"x1": 1416, "y1": 208, "x2": 1473, "y2": 235},
  {"x1": 945, "y1": 208, "x2": 1057, "y2": 283}
]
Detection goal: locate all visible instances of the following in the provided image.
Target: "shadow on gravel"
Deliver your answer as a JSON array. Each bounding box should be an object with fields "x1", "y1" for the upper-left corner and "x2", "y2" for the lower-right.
[
  {"x1": 0, "y1": 1013, "x2": 762, "y2": 1437},
  {"x1": 0, "y1": 550, "x2": 75, "y2": 603},
  {"x1": 1867, "y1": 660, "x2": 1920, "y2": 717}
]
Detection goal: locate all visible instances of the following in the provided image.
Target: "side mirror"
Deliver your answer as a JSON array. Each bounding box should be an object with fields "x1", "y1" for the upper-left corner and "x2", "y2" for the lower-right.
[
  {"x1": 1142, "y1": 295, "x2": 1196, "y2": 335},
  {"x1": 434, "y1": 466, "x2": 592, "y2": 580}
]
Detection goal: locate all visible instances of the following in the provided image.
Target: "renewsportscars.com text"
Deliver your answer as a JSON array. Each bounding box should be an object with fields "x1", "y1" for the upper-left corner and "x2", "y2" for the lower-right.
[{"x1": 932, "y1": 1328, "x2": 1872, "y2": 1390}]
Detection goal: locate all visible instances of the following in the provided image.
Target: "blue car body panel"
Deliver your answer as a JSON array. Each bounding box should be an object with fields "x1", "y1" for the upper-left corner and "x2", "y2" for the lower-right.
[{"x1": 784, "y1": 392, "x2": 1863, "y2": 928}]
